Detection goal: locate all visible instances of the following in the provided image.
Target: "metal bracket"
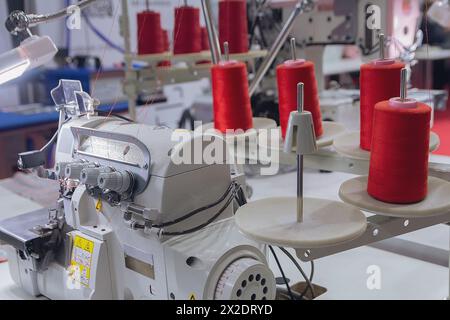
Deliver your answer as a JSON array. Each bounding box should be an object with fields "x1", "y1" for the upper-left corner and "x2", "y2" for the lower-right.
[
  {"x1": 296, "y1": 212, "x2": 450, "y2": 262},
  {"x1": 303, "y1": 149, "x2": 450, "y2": 181}
]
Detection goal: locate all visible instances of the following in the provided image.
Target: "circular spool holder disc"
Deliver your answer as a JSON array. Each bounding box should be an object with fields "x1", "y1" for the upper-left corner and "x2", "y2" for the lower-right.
[
  {"x1": 235, "y1": 197, "x2": 367, "y2": 249},
  {"x1": 339, "y1": 176, "x2": 450, "y2": 218},
  {"x1": 333, "y1": 131, "x2": 440, "y2": 161},
  {"x1": 202, "y1": 117, "x2": 277, "y2": 143}
]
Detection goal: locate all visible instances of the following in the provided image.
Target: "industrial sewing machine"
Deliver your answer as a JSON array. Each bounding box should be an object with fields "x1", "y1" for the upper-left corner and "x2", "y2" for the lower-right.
[{"x1": 0, "y1": 80, "x2": 276, "y2": 300}]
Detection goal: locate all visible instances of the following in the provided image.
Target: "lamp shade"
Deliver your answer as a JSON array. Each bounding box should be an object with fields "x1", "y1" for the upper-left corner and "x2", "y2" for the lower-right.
[{"x1": 0, "y1": 35, "x2": 57, "y2": 85}]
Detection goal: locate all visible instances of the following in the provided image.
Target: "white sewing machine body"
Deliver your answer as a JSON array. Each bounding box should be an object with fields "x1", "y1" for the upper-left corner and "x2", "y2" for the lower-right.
[{"x1": 0, "y1": 82, "x2": 276, "y2": 300}]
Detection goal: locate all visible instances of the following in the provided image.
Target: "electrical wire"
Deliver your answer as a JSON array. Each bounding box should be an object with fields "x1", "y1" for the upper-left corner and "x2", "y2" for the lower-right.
[
  {"x1": 300, "y1": 261, "x2": 314, "y2": 299},
  {"x1": 229, "y1": 180, "x2": 315, "y2": 301},
  {"x1": 81, "y1": 12, "x2": 125, "y2": 53},
  {"x1": 95, "y1": 110, "x2": 134, "y2": 123},
  {"x1": 160, "y1": 190, "x2": 237, "y2": 236},
  {"x1": 65, "y1": 0, "x2": 72, "y2": 55},
  {"x1": 278, "y1": 247, "x2": 315, "y2": 299},
  {"x1": 39, "y1": 116, "x2": 72, "y2": 152},
  {"x1": 269, "y1": 245, "x2": 295, "y2": 300},
  {"x1": 249, "y1": 0, "x2": 269, "y2": 47},
  {"x1": 153, "y1": 183, "x2": 238, "y2": 229},
  {"x1": 230, "y1": 185, "x2": 297, "y2": 301}
]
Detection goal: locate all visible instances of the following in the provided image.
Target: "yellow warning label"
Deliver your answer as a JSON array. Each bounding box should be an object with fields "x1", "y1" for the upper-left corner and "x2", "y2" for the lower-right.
[
  {"x1": 70, "y1": 235, "x2": 94, "y2": 287},
  {"x1": 189, "y1": 293, "x2": 196, "y2": 300},
  {"x1": 95, "y1": 198, "x2": 103, "y2": 212}
]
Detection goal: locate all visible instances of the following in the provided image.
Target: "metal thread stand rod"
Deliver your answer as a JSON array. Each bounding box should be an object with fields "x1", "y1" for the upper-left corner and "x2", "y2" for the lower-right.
[
  {"x1": 121, "y1": 0, "x2": 137, "y2": 121},
  {"x1": 379, "y1": 33, "x2": 385, "y2": 60},
  {"x1": 290, "y1": 38, "x2": 297, "y2": 61},
  {"x1": 297, "y1": 83, "x2": 304, "y2": 223},
  {"x1": 249, "y1": 1, "x2": 311, "y2": 96},
  {"x1": 223, "y1": 42, "x2": 229, "y2": 62},
  {"x1": 400, "y1": 68, "x2": 408, "y2": 101},
  {"x1": 201, "y1": 0, "x2": 221, "y2": 64}
]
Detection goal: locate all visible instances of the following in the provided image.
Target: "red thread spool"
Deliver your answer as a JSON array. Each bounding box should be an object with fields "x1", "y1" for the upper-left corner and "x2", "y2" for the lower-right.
[
  {"x1": 211, "y1": 61, "x2": 254, "y2": 132},
  {"x1": 276, "y1": 60, "x2": 323, "y2": 139},
  {"x1": 201, "y1": 27, "x2": 210, "y2": 51},
  {"x1": 158, "y1": 29, "x2": 171, "y2": 67},
  {"x1": 173, "y1": 6, "x2": 201, "y2": 54},
  {"x1": 368, "y1": 99, "x2": 431, "y2": 204},
  {"x1": 219, "y1": 0, "x2": 249, "y2": 54},
  {"x1": 137, "y1": 11, "x2": 164, "y2": 55},
  {"x1": 360, "y1": 60, "x2": 405, "y2": 151},
  {"x1": 196, "y1": 27, "x2": 211, "y2": 65},
  {"x1": 162, "y1": 29, "x2": 170, "y2": 51}
]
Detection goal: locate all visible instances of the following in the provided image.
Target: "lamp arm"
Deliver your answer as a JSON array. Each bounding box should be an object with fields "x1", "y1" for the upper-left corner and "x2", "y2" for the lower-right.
[{"x1": 5, "y1": 0, "x2": 97, "y2": 36}]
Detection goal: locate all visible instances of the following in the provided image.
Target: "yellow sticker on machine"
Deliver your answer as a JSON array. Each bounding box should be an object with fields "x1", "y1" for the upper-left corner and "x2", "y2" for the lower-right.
[{"x1": 70, "y1": 235, "x2": 94, "y2": 287}]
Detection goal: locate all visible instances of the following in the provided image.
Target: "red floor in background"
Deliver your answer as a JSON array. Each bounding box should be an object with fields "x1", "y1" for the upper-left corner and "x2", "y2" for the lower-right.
[{"x1": 432, "y1": 88, "x2": 450, "y2": 156}]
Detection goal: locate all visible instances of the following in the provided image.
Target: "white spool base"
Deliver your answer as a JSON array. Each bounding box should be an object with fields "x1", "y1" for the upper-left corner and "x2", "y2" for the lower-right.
[
  {"x1": 333, "y1": 131, "x2": 440, "y2": 161},
  {"x1": 339, "y1": 176, "x2": 450, "y2": 218},
  {"x1": 258, "y1": 121, "x2": 346, "y2": 152},
  {"x1": 201, "y1": 117, "x2": 277, "y2": 143},
  {"x1": 235, "y1": 197, "x2": 367, "y2": 249}
]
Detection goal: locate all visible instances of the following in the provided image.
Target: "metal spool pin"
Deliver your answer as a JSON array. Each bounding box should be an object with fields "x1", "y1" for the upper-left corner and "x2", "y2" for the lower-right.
[
  {"x1": 400, "y1": 68, "x2": 408, "y2": 101},
  {"x1": 379, "y1": 33, "x2": 385, "y2": 60},
  {"x1": 297, "y1": 83, "x2": 304, "y2": 223},
  {"x1": 290, "y1": 38, "x2": 297, "y2": 61},
  {"x1": 223, "y1": 41, "x2": 230, "y2": 62}
]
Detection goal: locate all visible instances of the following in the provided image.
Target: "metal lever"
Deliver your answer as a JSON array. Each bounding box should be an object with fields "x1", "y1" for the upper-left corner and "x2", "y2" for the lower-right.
[
  {"x1": 201, "y1": 0, "x2": 222, "y2": 64},
  {"x1": 75, "y1": 91, "x2": 98, "y2": 116},
  {"x1": 50, "y1": 79, "x2": 83, "y2": 107}
]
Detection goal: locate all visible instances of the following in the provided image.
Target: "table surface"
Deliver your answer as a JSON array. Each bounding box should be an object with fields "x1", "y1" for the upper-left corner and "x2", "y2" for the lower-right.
[{"x1": 0, "y1": 157, "x2": 449, "y2": 300}]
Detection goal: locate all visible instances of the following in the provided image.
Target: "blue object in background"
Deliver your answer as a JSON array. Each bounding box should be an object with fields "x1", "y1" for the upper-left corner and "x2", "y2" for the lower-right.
[{"x1": 0, "y1": 101, "x2": 129, "y2": 132}]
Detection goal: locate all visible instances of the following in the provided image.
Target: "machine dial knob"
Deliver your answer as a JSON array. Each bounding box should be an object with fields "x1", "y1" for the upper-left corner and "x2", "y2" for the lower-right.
[
  {"x1": 98, "y1": 171, "x2": 132, "y2": 193},
  {"x1": 214, "y1": 258, "x2": 276, "y2": 300},
  {"x1": 55, "y1": 162, "x2": 70, "y2": 179},
  {"x1": 65, "y1": 163, "x2": 89, "y2": 180},
  {"x1": 80, "y1": 167, "x2": 111, "y2": 186}
]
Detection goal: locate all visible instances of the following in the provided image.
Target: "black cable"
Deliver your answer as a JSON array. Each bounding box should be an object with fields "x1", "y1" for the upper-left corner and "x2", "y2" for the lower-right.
[
  {"x1": 249, "y1": 0, "x2": 268, "y2": 47},
  {"x1": 161, "y1": 191, "x2": 237, "y2": 236},
  {"x1": 234, "y1": 185, "x2": 247, "y2": 208},
  {"x1": 154, "y1": 183, "x2": 237, "y2": 228},
  {"x1": 248, "y1": 14, "x2": 259, "y2": 46},
  {"x1": 278, "y1": 247, "x2": 315, "y2": 299},
  {"x1": 178, "y1": 109, "x2": 195, "y2": 130},
  {"x1": 300, "y1": 261, "x2": 315, "y2": 299},
  {"x1": 269, "y1": 245, "x2": 295, "y2": 300},
  {"x1": 95, "y1": 110, "x2": 135, "y2": 123}
]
